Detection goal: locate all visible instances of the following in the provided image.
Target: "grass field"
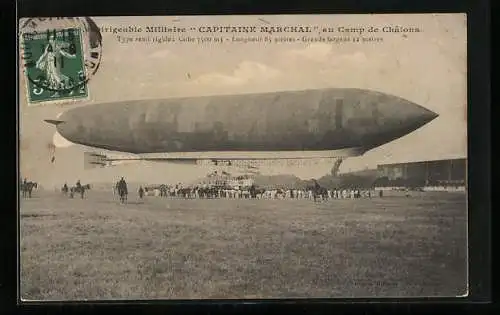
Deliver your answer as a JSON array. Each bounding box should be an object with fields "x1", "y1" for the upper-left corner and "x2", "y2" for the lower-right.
[{"x1": 20, "y1": 191, "x2": 467, "y2": 300}]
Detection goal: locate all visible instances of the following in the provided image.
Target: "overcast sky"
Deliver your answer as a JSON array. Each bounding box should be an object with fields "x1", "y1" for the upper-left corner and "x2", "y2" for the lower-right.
[{"x1": 19, "y1": 14, "x2": 467, "y2": 187}]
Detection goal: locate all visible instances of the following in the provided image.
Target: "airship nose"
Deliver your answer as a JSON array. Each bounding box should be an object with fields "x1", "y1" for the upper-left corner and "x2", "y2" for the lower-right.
[
  {"x1": 364, "y1": 96, "x2": 439, "y2": 150},
  {"x1": 378, "y1": 95, "x2": 438, "y2": 130},
  {"x1": 406, "y1": 103, "x2": 439, "y2": 128},
  {"x1": 427, "y1": 111, "x2": 439, "y2": 122},
  {"x1": 422, "y1": 108, "x2": 439, "y2": 124}
]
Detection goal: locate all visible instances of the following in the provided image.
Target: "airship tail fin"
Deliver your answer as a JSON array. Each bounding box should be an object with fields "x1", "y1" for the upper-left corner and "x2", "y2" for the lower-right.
[{"x1": 44, "y1": 119, "x2": 65, "y2": 126}]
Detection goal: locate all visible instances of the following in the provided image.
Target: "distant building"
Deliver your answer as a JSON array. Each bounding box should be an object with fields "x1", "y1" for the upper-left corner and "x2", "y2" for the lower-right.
[{"x1": 377, "y1": 158, "x2": 466, "y2": 186}]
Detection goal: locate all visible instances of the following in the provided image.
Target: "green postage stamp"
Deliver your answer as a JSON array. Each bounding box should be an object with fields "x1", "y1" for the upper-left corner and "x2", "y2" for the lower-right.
[{"x1": 21, "y1": 28, "x2": 88, "y2": 104}]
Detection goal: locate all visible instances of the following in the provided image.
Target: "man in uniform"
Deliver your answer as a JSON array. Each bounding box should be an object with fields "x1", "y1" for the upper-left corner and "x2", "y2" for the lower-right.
[{"x1": 120, "y1": 177, "x2": 128, "y2": 194}]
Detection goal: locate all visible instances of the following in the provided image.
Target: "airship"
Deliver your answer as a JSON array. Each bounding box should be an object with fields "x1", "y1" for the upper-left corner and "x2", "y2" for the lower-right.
[{"x1": 44, "y1": 88, "x2": 438, "y2": 174}]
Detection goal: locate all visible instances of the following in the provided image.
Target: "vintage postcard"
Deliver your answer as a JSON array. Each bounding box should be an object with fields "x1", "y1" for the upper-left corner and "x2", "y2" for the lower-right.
[{"x1": 18, "y1": 14, "x2": 468, "y2": 300}]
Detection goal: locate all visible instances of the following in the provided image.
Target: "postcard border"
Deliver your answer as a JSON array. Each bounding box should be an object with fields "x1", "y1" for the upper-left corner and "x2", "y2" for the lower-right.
[{"x1": 5, "y1": 0, "x2": 491, "y2": 313}]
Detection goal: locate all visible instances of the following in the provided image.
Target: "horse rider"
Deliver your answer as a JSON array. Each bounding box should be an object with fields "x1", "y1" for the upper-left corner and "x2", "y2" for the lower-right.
[
  {"x1": 76, "y1": 180, "x2": 82, "y2": 189},
  {"x1": 23, "y1": 178, "x2": 27, "y2": 186}
]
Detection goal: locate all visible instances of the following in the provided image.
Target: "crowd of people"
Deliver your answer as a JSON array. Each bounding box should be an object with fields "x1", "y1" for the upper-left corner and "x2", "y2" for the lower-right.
[
  {"x1": 24, "y1": 176, "x2": 388, "y2": 202},
  {"x1": 138, "y1": 182, "x2": 382, "y2": 201},
  {"x1": 23, "y1": 173, "x2": 465, "y2": 203}
]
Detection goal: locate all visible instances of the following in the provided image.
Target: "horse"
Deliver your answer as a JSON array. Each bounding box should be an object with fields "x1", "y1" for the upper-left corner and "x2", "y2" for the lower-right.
[
  {"x1": 116, "y1": 181, "x2": 128, "y2": 203},
  {"x1": 20, "y1": 181, "x2": 37, "y2": 198},
  {"x1": 69, "y1": 184, "x2": 91, "y2": 199},
  {"x1": 177, "y1": 187, "x2": 192, "y2": 199},
  {"x1": 307, "y1": 184, "x2": 329, "y2": 202},
  {"x1": 248, "y1": 185, "x2": 259, "y2": 199},
  {"x1": 253, "y1": 188, "x2": 266, "y2": 199},
  {"x1": 159, "y1": 184, "x2": 169, "y2": 197},
  {"x1": 61, "y1": 184, "x2": 69, "y2": 196},
  {"x1": 315, "y1": 187, "x2": 329, "y2": 202}
]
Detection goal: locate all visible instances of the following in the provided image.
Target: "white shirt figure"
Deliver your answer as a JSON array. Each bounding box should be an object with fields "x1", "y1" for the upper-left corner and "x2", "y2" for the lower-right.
[{"x1": 36, "y1": 35, "x2": 76, "y2": 91}]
